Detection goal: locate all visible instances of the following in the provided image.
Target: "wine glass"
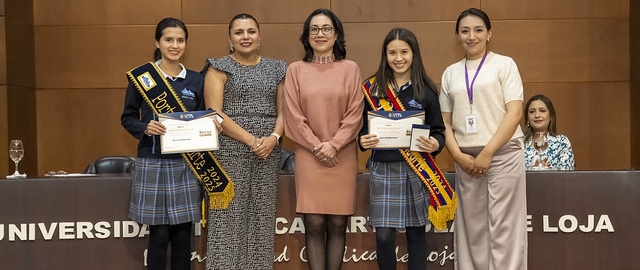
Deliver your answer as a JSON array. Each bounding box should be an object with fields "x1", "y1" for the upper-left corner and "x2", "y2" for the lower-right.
[
  {"x1": 7, "y1": 140, "x2": 26, "y2": 179},
  {"x1": 533, "y1": 132, "x2": 548, "y2": 169}
]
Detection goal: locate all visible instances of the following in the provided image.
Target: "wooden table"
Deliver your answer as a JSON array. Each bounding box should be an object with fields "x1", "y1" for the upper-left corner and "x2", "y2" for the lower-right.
[{"x1": 1, "y1": 171, "x2": 638, "y2": 269}]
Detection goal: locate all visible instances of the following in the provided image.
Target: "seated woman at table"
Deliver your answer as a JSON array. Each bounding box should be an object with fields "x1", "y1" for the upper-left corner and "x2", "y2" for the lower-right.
[{"x1": 524, "y1": 94, "x2": 575, "y2": 170}]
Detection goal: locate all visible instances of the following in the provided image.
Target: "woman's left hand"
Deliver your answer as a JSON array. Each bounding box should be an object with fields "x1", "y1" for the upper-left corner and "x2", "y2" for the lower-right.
[
  {"x1": 252, "y1": 135, "x2": 278, "y2": 159},
  {"x1": 471, "y1": 152, "x2": 492, "y2": 178},
  {"x1": 313, "y1": 142, "x2": 338, "y2": 167},
  {"x1": 213, "y1": 119, "x2": 223, "y2": 134},
  {"x1": 416, "y1": 136, "x2": 439, "y2": 153},
  {"x1": 533, "y1": 156, "x2": 551, "y2": 168}
]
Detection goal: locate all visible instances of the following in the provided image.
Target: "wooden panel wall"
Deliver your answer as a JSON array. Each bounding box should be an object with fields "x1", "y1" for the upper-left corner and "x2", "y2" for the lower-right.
[
  {"x1": 0, "y1": 13, "x2": 7, "y2": 175},
  {"x1": 631, "y1": 0, "x2": 640, "y2": 168},
  {"x1": 29, "y1": 0, "x2": 632, "y2": 174},
  {"x1": 2, "y1": 0, "x2": 37, "y2": 177}
]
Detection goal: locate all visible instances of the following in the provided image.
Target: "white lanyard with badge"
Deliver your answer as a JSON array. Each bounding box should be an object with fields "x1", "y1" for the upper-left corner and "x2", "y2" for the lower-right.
[{"x1": 464, "y1": 51, "x2": 488, "y2": 134}]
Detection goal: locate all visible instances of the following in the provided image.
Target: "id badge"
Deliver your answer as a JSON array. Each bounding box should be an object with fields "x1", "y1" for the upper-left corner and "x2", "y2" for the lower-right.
[{"x1": 465, "y1": 114, "x2": 478, "y2": 134}]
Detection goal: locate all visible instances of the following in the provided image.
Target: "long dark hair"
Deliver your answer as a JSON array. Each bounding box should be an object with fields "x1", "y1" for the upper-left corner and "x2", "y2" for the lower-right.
[
  {"x1": 455, "y1": 8, "x2": 492, "y2": 34},
  {"x1": 299, "y1": 9, "x2": 346, "y2": 62},
  {"x1": 153, "y1": 17, "x2": 188, "y2": 61},
  {"x1": 227, "y1": 13, "x2": 260, "y2": 54},
  {"x1": 369, "y1": 28, "x2": 437, "y2": 101},
  {"x1": 524, "y1": 94, "x2": 558, "y2": 141}
]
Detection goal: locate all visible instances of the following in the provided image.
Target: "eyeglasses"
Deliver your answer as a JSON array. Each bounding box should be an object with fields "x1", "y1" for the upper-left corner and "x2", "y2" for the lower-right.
[{"x1": 309, "y1": 26, "x2": 334, "y2": 35}]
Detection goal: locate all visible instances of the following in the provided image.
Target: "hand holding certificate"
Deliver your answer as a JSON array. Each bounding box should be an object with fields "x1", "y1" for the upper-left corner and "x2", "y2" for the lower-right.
[
  {"x1": 368, "y1": 110, "x2": 425, "y2": 149},
  {"x1": 158, "y1": 110, "x2": 223, "y2": 154},
  {"x1": 409, "y1": 124, "x2": 431, "y2": 152}
]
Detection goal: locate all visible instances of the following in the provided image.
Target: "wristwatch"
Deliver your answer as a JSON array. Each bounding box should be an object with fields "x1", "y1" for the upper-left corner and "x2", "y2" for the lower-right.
[{"x1": 270, "y1": 132, "x2": 281, "y2": 144}]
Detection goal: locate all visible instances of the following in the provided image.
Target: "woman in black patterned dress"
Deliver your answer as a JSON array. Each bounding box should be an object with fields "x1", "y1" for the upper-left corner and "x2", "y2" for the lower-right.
[{"x1": 201, "y1": 13, "x2": 286, "y2": 270}]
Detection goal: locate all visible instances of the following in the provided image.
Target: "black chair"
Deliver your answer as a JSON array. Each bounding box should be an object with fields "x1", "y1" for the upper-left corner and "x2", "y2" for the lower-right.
[
  {"x1": 280, "y1": 149, "x2": 295, "y2": 174},
  {"x1": 84, "y1": 156, "x2": 136, "y2": 174}
]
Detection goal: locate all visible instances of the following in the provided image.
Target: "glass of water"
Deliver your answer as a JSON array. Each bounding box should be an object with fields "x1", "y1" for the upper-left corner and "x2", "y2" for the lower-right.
[{"x1": 7, "y1": 139, "x2": 26, "y2": 179}]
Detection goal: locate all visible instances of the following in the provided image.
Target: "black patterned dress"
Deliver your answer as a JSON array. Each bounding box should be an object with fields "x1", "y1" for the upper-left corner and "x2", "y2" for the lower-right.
[{"x1": 202, "y1": 55, "x2": 286, "y2": 270}]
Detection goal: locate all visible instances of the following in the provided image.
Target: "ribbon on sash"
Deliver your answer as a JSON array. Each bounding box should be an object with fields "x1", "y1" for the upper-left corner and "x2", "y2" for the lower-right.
[
  {"x1": 127, "y1": 62, "x2": 234, "y2": 211},
  {"x1": 362, "y1": 77, "x2": 457, "y2": 230}
]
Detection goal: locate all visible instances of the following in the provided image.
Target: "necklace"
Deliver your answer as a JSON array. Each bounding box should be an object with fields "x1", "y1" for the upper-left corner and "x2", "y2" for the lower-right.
[
  {"x1": 231, "y1": 53, "x2": 260, "y2": 66},
  {"x1": 312, "y1": 54, "x2": 335, "y2": 64},
  {"x1": 157, "y1": 61, "x2": 182, "y2": 77}
]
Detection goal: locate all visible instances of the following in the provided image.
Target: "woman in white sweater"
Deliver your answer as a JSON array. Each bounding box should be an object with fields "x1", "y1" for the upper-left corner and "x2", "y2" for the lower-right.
[{"x1": 439, "y1": 7, "x2": 528, "y2": 270}]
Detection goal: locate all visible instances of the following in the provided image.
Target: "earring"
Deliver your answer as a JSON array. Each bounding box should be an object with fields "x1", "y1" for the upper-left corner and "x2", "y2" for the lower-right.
[
  {"x1": 229, "y1": 44, "x2": 234, "y2": 53},
  {"x1": 487, "y1": 38, "x2": 490, "y2": 42}
]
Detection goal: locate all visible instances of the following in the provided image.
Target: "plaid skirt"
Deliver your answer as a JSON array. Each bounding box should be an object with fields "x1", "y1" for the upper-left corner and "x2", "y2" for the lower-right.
[
  {"x1": 369, "y1": 161, "x2": 430, "y2": 228},
  {"x1": 129, "y1": 157, "x2": 202, "y2": 225}
]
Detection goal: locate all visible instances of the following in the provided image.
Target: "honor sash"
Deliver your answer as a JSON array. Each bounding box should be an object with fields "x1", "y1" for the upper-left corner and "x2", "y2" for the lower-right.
[
  {"x1": 127, "y1": 62, "x2": 234, "y2": 210},
  {"x1": 363, "y1": 77, "x2": 457, "y2": 230}
]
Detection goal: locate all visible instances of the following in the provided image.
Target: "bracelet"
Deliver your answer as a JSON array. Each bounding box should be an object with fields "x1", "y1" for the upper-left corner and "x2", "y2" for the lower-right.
[{"x1": 144, "y1": 129, "x2": 150, "y2": 136}]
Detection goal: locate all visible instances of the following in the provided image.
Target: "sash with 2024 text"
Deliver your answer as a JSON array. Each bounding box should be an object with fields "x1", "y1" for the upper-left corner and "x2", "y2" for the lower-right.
[{"x1": 127, "y1": 62, "x2": 234, "y2": 210}]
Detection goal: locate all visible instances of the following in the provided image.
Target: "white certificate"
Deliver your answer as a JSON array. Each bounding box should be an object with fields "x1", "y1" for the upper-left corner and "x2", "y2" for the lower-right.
[
  {"x1": 368, "y1": 110, "x2": 425, "y2": 149},
  {"x1": 158, "y1": 110, "x2": 222, "y2": 154}
]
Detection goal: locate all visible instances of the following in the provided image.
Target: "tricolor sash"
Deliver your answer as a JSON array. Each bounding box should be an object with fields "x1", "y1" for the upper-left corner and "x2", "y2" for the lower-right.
[
  {"x1": 362, "y1": 77, "x2": 457, "y2": 230},
  {"x1": 127, "y1": 62, "x2": 234, "y2": 211}
]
